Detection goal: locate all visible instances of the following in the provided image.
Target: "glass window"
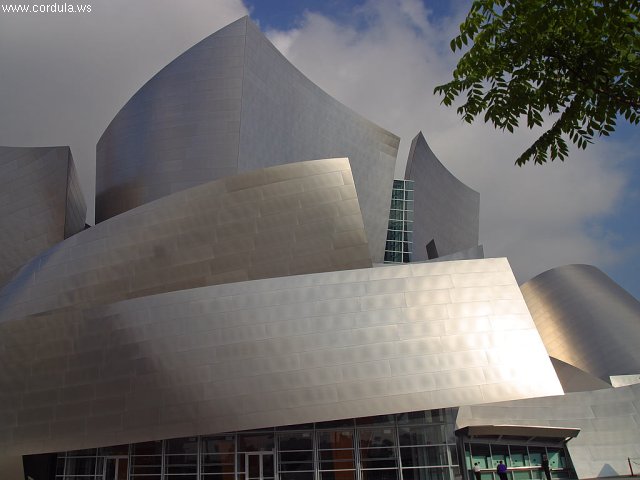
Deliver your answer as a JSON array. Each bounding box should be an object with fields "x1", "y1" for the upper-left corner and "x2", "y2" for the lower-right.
[
  {"x1": 320, "y1": 472, "x2": 356, "y2": 480},
  {"x1": 528, "y1": 447, "x2": 545, "y2": 467},
  {"x1": 388, "y1": 220, "x2": 404, "y2": 231},
  {"x1": 386, "y1": 230, "x2": 404, "y2": 241},
  {"x1": 396, "y1": 411, "x2": 430, "y2": 425},
  {"x1": 508, "y1": 446, "x2": 527, "y2": 467},
  {"x1": 202, "y1": 435, "x2": 235, "y2": 454},
  {"x1": 359, "y1": 428, "x2": 396, "y2": 448},
  {"x1": 546, "y1": 448, "x2": 565, "y2": 469},
  {"x1": 130, "y1": 453, "x2": 162, "y2": 474},
  {"x1": 491, "y1": 445, "x2": 508, "y2": 468},
  {"x1": 399, "y1": 426, "x2": 446, "y2": 446},
  {"x1": 64, "y1": 456, "x2": 97, "y2": 476},
  {"x1": 386, "y1": 241, "x2": 402, "y2": 252},
  {"x1": 390, "y1": 199, "x2": 405, "y2": 210},
  {"x1": 318, "y1": 430, "x2": 354, "y2": 450},
  {"x1": 400, "y1": 446, "x2": 449, "y2": 467},
  {"x1": 166, "y1": 436, "x2": 198, "y2": 454},
  {"x1": 165, "y1": 437, "x2": 198, "y2": 476},
  {"x1": 361, "y1": 470, "x2": 398, "y2": 480},
  {"x1": 320, "y1": 458, "x2": 356, "y2": 470},
  {"x1": 56, "y1": 456, "x2": 65, "y2": 476},
  {"x1": 132, "y1": 441, "x2": 162, "y2": 455},
  {"x1": 388, "y1": 210, "x2": 404, "y2": 221},
  {"x1": 360, "y1": 447, "x2": 397, "y2": 469},
  {"x1": 470, "y1": 444, "x2": 491, "y2": 469},
  {"x1": 280, "y1": 473, "x2": 315, "y2": 480},
  {"x1": 402, "y1": 467, "x2": 449, "y2": 480},
  {"x1": 238, "y1": 433, "x2": 274, "y2": 452}
]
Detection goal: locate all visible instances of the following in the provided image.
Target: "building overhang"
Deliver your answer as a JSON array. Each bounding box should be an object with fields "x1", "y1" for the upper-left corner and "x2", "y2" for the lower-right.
[{"x1": 456, "y1": 425, "x2": 580, "y2": 444}]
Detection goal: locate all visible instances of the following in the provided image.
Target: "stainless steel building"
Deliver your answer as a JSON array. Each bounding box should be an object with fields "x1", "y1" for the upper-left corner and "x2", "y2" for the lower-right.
[
  {"x1": 0, "y1": 146, "x2": 86, "y2": 287},
  {"x1": 96, "y1": 16, "x2": 399, "y2": 264},
  {"x1": 404, "y1": 133, "x2": 480, "y2": 261},
  {"x1": 1, "y1": 16, "x2": 638, "y2": 480}
]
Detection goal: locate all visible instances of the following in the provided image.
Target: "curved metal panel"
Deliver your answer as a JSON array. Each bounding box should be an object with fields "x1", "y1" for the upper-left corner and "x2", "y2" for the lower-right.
[
  {"x1": 0, "y1": 258, "x2": 562, "y2": 457},
  {"x1": 96, "y1": 16, "x2": 399, "y2": 262},
  {"x1": 549, "y1": 356, "x2": 612, "y2": 393},
  {"x1": 405, "y1": 132, "x2": 479, "y2": 260},
  {"x1": 521, "y1": 264, "x2": 640, "y2": 381},
  {"x1": 457, "y1": 383, "x2": 640, "y2": 479},
  {"x1": 0, "y1": 146, "x2": 86, "y2": 287},
  {"x1": 0, "y1": 158, "x2": 371, "y2": 322}
]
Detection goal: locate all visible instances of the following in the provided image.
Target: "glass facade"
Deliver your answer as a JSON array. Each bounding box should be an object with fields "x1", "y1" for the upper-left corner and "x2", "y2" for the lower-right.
[
  {"x1": 384, "y1": 180, "x2": 414, "y2": 264},
  {"x1": 462, "y1": 443, "x2": 574, "y2": 480},
  {"x1": 55, "y1": 409, "x2": 458, "y2": 480}
]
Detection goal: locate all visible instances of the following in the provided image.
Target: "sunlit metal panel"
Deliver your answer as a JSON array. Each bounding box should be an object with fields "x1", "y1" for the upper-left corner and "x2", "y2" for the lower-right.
[
  {"x1": 0, "y1": 258, "x2": 562, "y2": 458},
  {"x1": 521, "y1": 264, "x2": 640, "y2": 381},
  {"x1": 0, "y1": 158, "x2": 371, "y2": 322}
]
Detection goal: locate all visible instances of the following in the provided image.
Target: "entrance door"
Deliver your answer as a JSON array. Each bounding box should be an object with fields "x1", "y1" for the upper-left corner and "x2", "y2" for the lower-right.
[
  {"x1": 104, "y1": 457, "x2": 128, "y2": 480},
  {"x1": 245, "y1": 452, "x2": 275, "y2": 480}
]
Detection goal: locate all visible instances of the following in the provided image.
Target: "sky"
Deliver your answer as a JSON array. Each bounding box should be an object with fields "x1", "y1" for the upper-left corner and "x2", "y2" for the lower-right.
[{"x1": 0, "y1": 0, "x2": 638, "y2": 298}]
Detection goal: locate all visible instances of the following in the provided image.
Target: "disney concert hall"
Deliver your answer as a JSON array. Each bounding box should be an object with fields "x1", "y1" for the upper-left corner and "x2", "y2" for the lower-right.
[{"x1": 1, "y1": 16, "x2": 639, "y2": 480}]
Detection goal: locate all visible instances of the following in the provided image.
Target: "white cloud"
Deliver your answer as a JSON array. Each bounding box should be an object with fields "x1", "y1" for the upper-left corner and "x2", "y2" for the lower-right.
[{"x1": 265, "y1": 0, "x2": 633, "y2": 285}]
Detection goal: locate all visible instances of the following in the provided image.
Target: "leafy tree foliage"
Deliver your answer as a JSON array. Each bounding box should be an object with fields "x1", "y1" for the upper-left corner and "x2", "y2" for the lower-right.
[{"x1": 434, "y1": 0, "x2": 640, "y2": 165}]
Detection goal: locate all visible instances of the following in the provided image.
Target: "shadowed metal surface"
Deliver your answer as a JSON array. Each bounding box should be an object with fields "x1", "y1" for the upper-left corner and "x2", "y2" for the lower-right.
[
  {"x1": 0, "y1": 146, "x2": 86, "y2": 287},
  {"x1": 549, "y1": 357, "x2": 612, "y2": 393},
  {"x1": 0, "y1": 158, "x2": 371, "y2": 322},
  {"x1": 405, "y1": 132, "x2": 479, "y2": 260},
  {"x1": 521, "y1": 264, "x2": 640, "y2": 382},
  {"x1": 96, "y1": 16, "x2": 399, "y2": 262},
  {"x1": 456, "y1": 383, "x2": 640, "y2": 479},
  {"x1": 0, "y1": 258, "x2": 563, "y2": 458}
]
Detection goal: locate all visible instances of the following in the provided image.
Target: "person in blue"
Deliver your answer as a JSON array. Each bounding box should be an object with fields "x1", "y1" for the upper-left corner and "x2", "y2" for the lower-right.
[{"x1": 497, "y1": 460, "x2": 508, "y2": 480}]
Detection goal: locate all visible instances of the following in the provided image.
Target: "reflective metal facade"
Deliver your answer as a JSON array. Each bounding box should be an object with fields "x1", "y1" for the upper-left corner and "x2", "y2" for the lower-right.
[
  {"x1": 2, "y1": 15, "x2": 638, "y2": 480},
  {"x1": 521, "y1": 264, "x2": 640, "y2": 382},
  {"x1": 456, "y1": 383, "x2": 640, "y2": 479},
  {"x1": 0, "y1": 158, "x2": 371, "y2": 322},
  {"x1": 0, "y1": 258, "x2": 562, "y2": 460},
  {"x1": 96, "y1": 16, "x2": 399, "y2": 262},
  {"x1": 404, "y1": 133, "x2": 479, "y2": 261},
  {"x1": 0, "y1": 146, "x2": 86, "y2": 287}
]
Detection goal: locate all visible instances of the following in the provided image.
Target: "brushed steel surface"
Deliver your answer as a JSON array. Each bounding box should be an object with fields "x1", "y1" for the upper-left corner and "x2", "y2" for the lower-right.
[
  {"x1": 0, "y1": 258, "x2": 562, "y2": 458},
  {"x1": 96, "y1": 16, "x2": 399, "y2": 262},
  {"x1": 457, "y1": 382, "x2": 640, "y2": 479},
  {"x1": 405, "y1": 132, "x2": 479, "y2": 260},
  {"x1": 0, "y1": 158, "x2": 371, "y2": 322},
  {"x1": 0, "y1": 146, "x2": 86, "y2": 287},
  {"x1": 521, "y1": 264, "x2": 640, "y2": 381}
]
